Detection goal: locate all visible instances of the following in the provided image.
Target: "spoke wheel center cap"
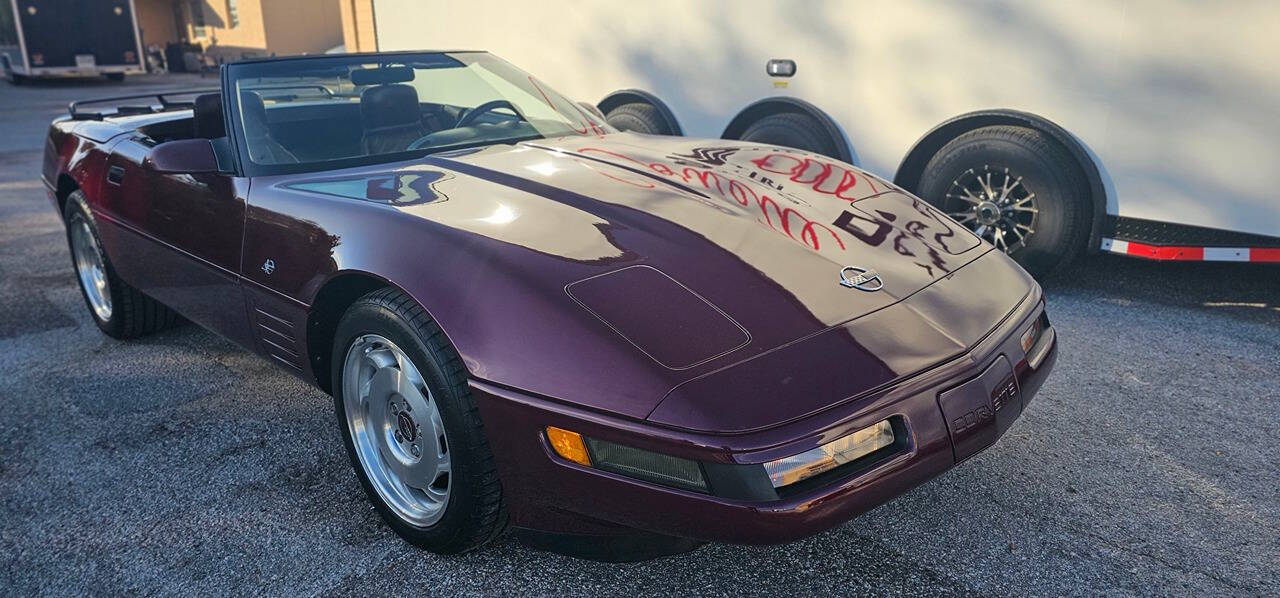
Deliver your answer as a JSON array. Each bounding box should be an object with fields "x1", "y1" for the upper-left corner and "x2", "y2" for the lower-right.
[
  {"x1": 977, "y1": 201, "x2": 1002, "y2": 225},
  {"x1": 395, "y1": 410, "x2": 417, "y2": 443}
]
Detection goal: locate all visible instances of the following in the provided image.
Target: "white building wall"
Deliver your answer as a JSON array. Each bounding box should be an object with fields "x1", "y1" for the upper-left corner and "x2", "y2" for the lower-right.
[{"x1": 372, "y1": 0, "x2": 1280, "y2": 237}]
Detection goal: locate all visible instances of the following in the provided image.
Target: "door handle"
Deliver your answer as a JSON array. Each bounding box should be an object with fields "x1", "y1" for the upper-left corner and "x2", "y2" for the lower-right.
[{"x1": 106, "y1": 165, "x2": 125, "y2": 186}]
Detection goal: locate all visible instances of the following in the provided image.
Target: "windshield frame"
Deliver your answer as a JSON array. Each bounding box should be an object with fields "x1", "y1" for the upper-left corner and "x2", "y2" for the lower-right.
[{"x1": 221, "y1": 51, "x2": 609, "y2": 177}]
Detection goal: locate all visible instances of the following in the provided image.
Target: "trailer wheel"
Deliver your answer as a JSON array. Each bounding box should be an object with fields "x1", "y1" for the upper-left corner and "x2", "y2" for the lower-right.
[
  {"x1": 605, "y1": 102, "x2": 675, "y2": 135},
  {"x1": 917, "y1": 125, "x2": 1091, "y2": 278},
  {"x1": 105, "y1": 73, "x2": 125, "y2": 82},
  {"x1": 739, "y1": 112, "x2": 839, "y2": 159}
]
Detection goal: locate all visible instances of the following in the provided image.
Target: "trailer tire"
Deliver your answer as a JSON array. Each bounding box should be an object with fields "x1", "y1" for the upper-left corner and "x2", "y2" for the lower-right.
[
  {"x1": 917, "y1": 125, "x2": 1091, "y2": 278},
  {"x1": 605, "y1": 102, "x2": 675, "y2": 135},
  {"x1": 739, "y1": 112, "x2": 839, "y2": 158}
]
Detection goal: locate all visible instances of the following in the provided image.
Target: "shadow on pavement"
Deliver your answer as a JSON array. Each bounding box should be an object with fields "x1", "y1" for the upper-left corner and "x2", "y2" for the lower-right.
[{"x1": 1041, "y1": 253, "x2": 1278, "y2": 325}]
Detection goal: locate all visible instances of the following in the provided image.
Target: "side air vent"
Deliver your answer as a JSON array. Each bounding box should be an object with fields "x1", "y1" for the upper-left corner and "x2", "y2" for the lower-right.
[{"x1": 251, "y1": 303, "x2": 305, "y2": 372}]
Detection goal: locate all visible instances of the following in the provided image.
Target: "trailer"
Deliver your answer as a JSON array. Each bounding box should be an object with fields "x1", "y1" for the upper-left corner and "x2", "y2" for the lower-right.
[
  {"x1": 1, "y1": 0, "x2": 145, "y2": 83},
  {"x1": 367, "y1": 0, "x2": 1280, "y2": 277}
]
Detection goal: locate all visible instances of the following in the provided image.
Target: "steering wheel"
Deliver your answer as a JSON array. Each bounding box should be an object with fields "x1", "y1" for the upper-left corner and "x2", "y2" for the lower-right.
[
  {"x1": 455, "y1": 100, "x2": 525, "y2": 128},
  {"x1": 406, "y1": 100, "x2": 528, "y2": 150}
]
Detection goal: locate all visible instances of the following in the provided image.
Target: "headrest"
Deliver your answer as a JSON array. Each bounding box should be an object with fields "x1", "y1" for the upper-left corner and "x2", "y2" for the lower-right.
[
  {"x1": 240, "y1": 90, "x2": 268, "y2": 127},
  {"x1": 360, "y1": 84, "x2": 421, "y2": 130},
  {"x1": 193, "y1": 93, "x2": 225, "y2": 139}
]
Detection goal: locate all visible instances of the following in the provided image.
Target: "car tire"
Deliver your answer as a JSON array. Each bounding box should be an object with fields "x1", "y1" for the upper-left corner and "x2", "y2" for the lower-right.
[
  {"x1": 331, "y1": 288, "x2": 507, "y2": 554},
  {"x1": 64, "y1": 190, "x2": 179, "y2": 338},
  {"x1": 739, "y1": 112, "x2": 840, "y2": 158},
  {"x1": 916, "y1": 125, "x2": 1091, "y2": 278},
  {"x1": 605, "y1": 102, "x2": 674, "y2": 135}
]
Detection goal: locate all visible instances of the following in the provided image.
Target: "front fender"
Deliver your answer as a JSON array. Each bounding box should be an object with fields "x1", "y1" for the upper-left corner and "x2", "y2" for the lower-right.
[{"x1": 243, "y1": 167, "x2": 681, "y2": 421}]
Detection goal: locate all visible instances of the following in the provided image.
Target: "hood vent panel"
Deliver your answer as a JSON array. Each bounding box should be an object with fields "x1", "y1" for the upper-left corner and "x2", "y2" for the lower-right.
[{"x1": 567, "y1": 265, "x2": 750, "y2": 370}]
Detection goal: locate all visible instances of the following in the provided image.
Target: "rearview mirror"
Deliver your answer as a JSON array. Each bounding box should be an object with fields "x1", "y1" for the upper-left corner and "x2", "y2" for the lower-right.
[
  {"x1": 351, "y1": 66, "x2": 414, "y2": 85},
  {"x1": 143, "y1": 139, "x2": 227, "y2": 174}
]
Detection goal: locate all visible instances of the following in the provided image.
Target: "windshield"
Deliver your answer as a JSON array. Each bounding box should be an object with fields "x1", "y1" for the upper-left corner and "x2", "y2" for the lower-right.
[{"x1": 227, "y1": 52, "x2": 609, "y2": 173}]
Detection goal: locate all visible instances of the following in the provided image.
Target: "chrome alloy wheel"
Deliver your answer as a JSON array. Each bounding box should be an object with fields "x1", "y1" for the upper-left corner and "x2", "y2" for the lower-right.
[
  {"x1": 945, "y1": 165, "x2": 1039, "y2": 253},
  {"x1": 69, "y1": 215, "x2": 112, "y2": 321},
  {"x1": 342, "y1": 334, "x2": 451, "y2": 527}
]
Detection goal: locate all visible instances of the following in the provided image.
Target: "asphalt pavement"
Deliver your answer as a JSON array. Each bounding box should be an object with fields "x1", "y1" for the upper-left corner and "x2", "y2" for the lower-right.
[{"x1": 1, "y1": 74, "x2": 1277, "y2": 597}]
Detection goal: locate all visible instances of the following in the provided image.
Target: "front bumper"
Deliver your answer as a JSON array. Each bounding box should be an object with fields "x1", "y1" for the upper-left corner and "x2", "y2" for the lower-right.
[{"x1": 472, "y1": 289, "x2": 1057, "y2": 544}]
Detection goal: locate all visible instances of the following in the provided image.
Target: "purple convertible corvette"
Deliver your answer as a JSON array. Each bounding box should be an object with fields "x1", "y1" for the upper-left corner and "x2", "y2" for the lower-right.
[{"x1": 44, "y1": 51, "x2": 1057, "y2": 559}]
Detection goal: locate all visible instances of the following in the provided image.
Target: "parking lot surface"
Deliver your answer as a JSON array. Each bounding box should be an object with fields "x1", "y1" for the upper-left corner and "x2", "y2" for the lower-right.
[{"x1": 1, "y1": 75, "x2": 1277, "y2": 597}]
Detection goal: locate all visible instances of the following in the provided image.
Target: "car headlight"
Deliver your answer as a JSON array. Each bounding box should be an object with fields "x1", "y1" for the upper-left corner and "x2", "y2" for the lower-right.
[
  {"x1": 1021, "y1": 312, "x2": 1047, "y2": 353},
  {"x1": 763, "y1": 420, "x2": 895, "y2": 488},
  {"x1": 545, "y1": 427, "x2": 708, "y2": 493}
]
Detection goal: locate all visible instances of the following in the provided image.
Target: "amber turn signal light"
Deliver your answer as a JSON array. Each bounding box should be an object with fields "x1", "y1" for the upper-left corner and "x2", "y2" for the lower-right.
[{"x1": 545, "y1": 426, "x2": 591, "y2": 466}]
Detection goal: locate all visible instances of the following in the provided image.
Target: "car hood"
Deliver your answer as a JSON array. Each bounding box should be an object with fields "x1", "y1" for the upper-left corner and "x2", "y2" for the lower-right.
[
  {"x1": 428, "y1": 132, "x2": 982, "y2": 327},
  {"x1": 648, "y1": 249, "x2": 1037, "y2": 432},
  {"x1": 284, "y1": 132, "x2": 1025, "y2": 430}
]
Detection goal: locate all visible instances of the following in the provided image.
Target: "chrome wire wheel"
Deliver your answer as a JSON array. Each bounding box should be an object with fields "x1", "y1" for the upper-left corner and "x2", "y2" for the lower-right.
[
  {"x1": 342, "y1": 334, "x2": 451, "y2": 528},
  {"x1": 945, "y1": 165, "x2": 1039, "y2": 253},
  {"x1": 69, "y1": 215, "x2": 112, "y2": 321}
]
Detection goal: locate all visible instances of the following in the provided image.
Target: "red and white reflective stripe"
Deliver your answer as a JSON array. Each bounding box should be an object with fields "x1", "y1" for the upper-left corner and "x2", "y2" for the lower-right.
[{"x1": 1101, "y1": 238, "x2": 1280, "y2": 262}]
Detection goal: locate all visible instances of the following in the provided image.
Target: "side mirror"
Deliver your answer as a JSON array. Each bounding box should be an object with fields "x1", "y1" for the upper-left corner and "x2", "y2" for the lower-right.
[{"x1": 143, "y1": 139, "x2": 227, "y2": 174}]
